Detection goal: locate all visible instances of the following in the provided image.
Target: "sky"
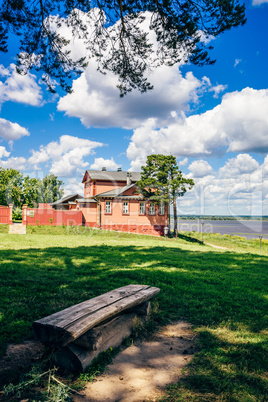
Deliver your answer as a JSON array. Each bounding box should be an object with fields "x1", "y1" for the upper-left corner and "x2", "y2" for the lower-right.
[{"x1": 0, "y1": 0, "x2": 268, "y2": 217}]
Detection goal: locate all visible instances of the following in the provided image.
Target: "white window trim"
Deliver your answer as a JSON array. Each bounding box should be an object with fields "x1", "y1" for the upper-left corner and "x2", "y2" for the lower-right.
[
  {"x1": 105, "y1": 201, "x2": 111, "y2": 214},
  {"x1": 149, "y1": 203, "x2": 155, "y2": 215},
  {"x1": 139, "y1": 202, "x2": 145, "y2": 215},
  {"x1": 123, "y1": 201, "x2": 129, "y2": 214},
  {"x1": 159, "y1": 203, "x2": 165, "y2": 215}
]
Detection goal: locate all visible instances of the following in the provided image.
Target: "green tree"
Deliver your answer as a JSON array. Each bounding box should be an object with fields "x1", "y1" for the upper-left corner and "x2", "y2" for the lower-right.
[
  {"x1": 40, "y1": 174, "x2": 64, "y2": 203},
  {"x1": 0, "y1": 167, "x2": 24, "y2": 207},
  {"x1": 137, "y1": 154, "x2": 194, "y2": 236},
  {"x1": 22, "y1": 176, "x2": 43, "y2": 207},
  {"x1": 0, "y1": 1, "x2": 246, "y2": 96},
  {"x1": 0, "y1": 168, "x2": 63, "y2": 207}
]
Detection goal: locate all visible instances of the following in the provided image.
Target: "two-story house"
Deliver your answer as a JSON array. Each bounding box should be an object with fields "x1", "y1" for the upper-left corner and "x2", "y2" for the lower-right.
[{"x1": 52, "y1": 168, "x2": 168, "y2": 236}]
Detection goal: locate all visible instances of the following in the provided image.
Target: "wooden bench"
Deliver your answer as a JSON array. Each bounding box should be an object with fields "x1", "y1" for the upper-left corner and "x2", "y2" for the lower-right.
[{"x1": 33, "y1": 284, "x2": 160, "y2": 371}]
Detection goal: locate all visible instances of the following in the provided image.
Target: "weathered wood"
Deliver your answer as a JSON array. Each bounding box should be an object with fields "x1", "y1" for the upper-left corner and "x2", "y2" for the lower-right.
[
  {"x1": 54, "y1": 313, "x2": 147, "y2": 372},
  {"x1": 33, "y1": 285, "x2": 159, "y2": 347}
]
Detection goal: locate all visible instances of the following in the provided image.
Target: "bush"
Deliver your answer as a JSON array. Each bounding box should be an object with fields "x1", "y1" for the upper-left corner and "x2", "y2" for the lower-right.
[{"x1": 12, "y1": 207, "x2": 22, "y2": 221}]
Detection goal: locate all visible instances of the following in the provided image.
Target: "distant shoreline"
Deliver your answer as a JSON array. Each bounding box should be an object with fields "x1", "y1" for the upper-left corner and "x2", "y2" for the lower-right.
[{"x1": 174, "y1": 216, "x2": 268, "y2": 221}]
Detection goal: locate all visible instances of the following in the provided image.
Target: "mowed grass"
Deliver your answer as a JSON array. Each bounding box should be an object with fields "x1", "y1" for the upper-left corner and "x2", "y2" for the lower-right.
[{"x1": 0, "y1": 225, "x2": 267, "y2": 401}]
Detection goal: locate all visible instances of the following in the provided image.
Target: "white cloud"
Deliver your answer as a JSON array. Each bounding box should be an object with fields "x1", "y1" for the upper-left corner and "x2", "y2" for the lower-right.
[
  {"x1": 188, "y1": 160, "x2": 213, "y2": 178},
  {"x1": 56, "y1": 10, "x2": 213, "y2": 129},
  {"x1": 0, "y1": 156, "x2": 27, "y2": 170},
  {"x1": 179, "y1": 157, "x2": 188, "y2": 167},
  {"x1": 0, "y1": 146, "x2": 10, "y2": 158},
  {"x1": 0, "y1": 64, "x2": 43, "y2": 106},
  {"x1": 0, "y1": 118, "x2": 29, "y2": 141},
  {"x1": 58, "y1": 64, "x2": 207, "y2": 130},
  {"x1": 63, "y1": 178, "x2": 84, "y2": 196},
  {"x1": 252, "y1": 0, "x2": 268, "y2": 5},
  {"x1": 234, "y1": 59, "x2": 241, "y2": 67},
  {"x1": 219, "y1": 154, "x2": 259, "y2": 178},
  {"x1": 209, "y1": 84, "x2": 227, "y2": 98},
  {"x1": 90, "y1": 157, "x2": 120, "y2": 171},
  {"x1": 28, "y1": 135, "x2": 103, "y2": 177},
  {"x1": 127, "y1": 87, "x2": 268, "y2": 169},
  {"x1": 180, "y1": 154, "x2": 268, "y2": 216}
]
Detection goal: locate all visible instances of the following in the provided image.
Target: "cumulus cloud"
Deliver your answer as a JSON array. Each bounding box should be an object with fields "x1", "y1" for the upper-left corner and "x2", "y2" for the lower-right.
[
  {"x1": 0, "y1": 146, "x2": 10, "y2": 158},
  {"x1": 0, "y1": 156, "x2": 27, "y2": 170},
  {"x1": 0, "y1": 118, "x2": 29, "y2": 141},
  {"x1": 55, "y1": 10, "x2": 213, "y2": 129},
  {"x1": 63, "y1": 178, "x2": 84, "y2": 196},
  {"x1": 90, "y1": 157, "x2": 120, "y2": 171},
  {"x1": 28, "y1": 135, "x2": 103, "y2": 177},
  {"x1": 180, "y1": 154, "x2": 267, "y2": 216},
  {"x1": 219, "y1": 154, "x2": 259, "y2": 178},
  {"x1": 127, "y1": 88, "x2": 268, "y2": 169},
  {"x1": 58, "y1": 64, "x2": 207, "y2": 129},
  {"x1": 188, "y1": 160, "x2": 213, "y2": 178},
  {"x1": 0, "y1": 64, "x2": 43, "y2": 106}
]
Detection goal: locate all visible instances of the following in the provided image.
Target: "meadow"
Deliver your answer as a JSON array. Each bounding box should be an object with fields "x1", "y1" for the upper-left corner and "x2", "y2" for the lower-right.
[{"x1": 0, "y1": 225, "x2": 267, "y2": 401}]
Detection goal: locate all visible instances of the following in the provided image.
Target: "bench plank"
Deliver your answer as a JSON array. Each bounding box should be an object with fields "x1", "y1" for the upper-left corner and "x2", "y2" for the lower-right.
[{"x1": 33, "y1": 285, "x2": 159, "y2": 347}]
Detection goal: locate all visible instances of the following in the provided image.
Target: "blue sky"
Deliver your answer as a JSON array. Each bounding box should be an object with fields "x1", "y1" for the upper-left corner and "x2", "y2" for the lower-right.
[{"x1": 0, "y1": 0, "x2": 268, "y2": 216}]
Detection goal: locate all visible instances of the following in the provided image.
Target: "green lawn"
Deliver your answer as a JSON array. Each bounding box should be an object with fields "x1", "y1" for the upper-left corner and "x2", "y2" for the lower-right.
[{"x1": 0, "y1": 226, "x2": 267, "y2": 401}]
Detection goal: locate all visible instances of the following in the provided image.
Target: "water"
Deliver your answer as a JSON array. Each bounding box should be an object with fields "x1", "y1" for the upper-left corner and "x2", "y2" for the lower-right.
[{"x1": 176, "y1": 219, "x2": 268, "y2": 240}]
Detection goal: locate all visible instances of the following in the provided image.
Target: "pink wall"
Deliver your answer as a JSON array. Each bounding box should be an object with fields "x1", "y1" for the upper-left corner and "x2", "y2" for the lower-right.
[
  {"x1": 0, "y1": 205, "x2": 10, "y2": 224},
  {"x1": 99, "y1": 199, "x2": 168, "y2": 236},
  {"x1": 25, "y1": 207, "x2": 83, "y2": 226}
]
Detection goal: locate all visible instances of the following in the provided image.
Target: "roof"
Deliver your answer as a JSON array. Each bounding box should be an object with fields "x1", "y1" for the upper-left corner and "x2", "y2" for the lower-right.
[
  {"x1": 51, "y1": 193, "x2": 83, "y2": 206},
  {"x1": 83, "y1": 170, "x2": 141, "y2": 183},
  {"x1": 77, "y1": 198, "x2": 97, "y2": 203},
  {"x1": 96, "y1": 184, "x2": 145, "y2": 200},
  {"x1": 95, "y1": 184, "x2": 136, "y2": 198}
]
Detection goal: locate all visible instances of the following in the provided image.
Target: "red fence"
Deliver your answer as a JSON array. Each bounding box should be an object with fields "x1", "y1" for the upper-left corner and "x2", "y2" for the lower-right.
[
  {"x1": 0, "y1": 205, "x2": 11, "y2": 224},
  {"x1": 25, "y1": 207, "x2": 83, "y2": 226}
]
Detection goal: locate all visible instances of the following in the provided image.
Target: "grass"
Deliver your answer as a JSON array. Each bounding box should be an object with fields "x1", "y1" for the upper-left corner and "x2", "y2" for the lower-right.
[{"x1": 0, "y1": 225, "x2": 267, "y2": 401}]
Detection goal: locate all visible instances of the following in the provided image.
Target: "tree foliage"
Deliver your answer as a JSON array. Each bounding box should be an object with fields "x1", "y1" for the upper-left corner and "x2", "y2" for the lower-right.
[
  {"x1": 0, "y1": 0, "x2": 246, "y2": 96},
  {"x1": 137, "y1": 154, "x2": 194, "y2": 235},
  {"x1": 0, "y1": 168, "x2": 63, "y2": 207}
]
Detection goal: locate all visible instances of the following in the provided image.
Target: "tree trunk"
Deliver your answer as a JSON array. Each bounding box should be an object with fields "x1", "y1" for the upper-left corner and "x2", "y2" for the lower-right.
[{"x1": 173, "y1": 196, "x2": 178, "y2": 238}]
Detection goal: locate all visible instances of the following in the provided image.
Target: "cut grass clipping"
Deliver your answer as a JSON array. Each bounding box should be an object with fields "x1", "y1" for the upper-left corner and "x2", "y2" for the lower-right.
[{"x1": 0, "y1": 226, "x2": 267, "y2": 401}]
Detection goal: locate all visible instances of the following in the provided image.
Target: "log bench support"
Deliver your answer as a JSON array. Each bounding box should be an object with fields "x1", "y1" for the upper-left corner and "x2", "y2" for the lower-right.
[{"x1": 33, "y1": 285, "x2": 160, "y2": 372}]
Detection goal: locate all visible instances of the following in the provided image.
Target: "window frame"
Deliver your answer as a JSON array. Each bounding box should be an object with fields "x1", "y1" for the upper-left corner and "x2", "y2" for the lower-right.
[
  {"x1": 139, "y1": 201, "x2": 145, "y2": 215},
  {"x1": 149, "y1": 203, "x2": 155, "y2": 215},
  {"x1": 159, "y1": 202, "x2": 165, "y2": 215},
  {"x1": 105, "y1": 201, "x2": 112, "y2": 214},
  {"x1": 122, "y1": 201, "x2": 129, "y2": 215}
]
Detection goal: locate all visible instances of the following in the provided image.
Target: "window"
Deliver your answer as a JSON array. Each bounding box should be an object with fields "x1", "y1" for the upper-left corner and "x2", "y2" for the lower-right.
[
  {"x1": 159, "y1": 203, "x2": 165, "y2": 215},
  {"x1": 139, "y1": 202, "x2": 145, "y2": 215},
  {"x1": 123, "y1": 201, "x2": 129, "y2": 214},
  {"x1": 149, "y1": 203, "x2": 155, "y2": 215},
  {"x1": 105, "y1": 201, "x2": 111, "y2": 214}
]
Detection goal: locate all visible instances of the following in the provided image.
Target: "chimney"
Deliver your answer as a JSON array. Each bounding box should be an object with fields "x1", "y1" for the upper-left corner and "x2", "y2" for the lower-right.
[
  {"x1": 117, "y1": 168, "x2": 122, "y2": 172},
  {"x1": 102, "y1": 167, "x2": 106, "y2": 171},
  {"x1": 126, "y1": 172, "x2": 132, "y2": 186}
]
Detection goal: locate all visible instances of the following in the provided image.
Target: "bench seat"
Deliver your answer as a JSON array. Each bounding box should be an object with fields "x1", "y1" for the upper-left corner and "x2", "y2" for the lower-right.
[{"x1": 33, "y1": 284, "x2": 160, "y2": 348}]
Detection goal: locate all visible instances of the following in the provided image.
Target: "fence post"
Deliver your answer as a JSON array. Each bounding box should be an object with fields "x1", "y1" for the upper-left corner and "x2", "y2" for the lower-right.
[
  {"x1": 8, "y1": 204, "x2": 13, "y2": 225},
  {"x1": 22, "y1": 204, "x2": 27, "y2": 226}
]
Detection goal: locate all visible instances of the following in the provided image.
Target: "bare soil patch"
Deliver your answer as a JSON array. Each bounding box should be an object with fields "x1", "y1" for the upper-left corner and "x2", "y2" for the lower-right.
[{"x1": 74, "y1": 321, "x2": 196, "y2": 402}]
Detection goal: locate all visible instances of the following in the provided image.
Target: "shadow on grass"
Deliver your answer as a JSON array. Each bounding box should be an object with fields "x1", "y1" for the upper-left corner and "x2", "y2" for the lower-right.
[{"x1": 0, "y1": 244, "x2": 267, "y2": 399}]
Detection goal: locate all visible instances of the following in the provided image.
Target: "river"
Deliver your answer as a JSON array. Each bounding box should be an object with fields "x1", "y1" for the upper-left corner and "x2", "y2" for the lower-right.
[{"x1": 176, "y1": 219, "x2": 268, "y2": 240}]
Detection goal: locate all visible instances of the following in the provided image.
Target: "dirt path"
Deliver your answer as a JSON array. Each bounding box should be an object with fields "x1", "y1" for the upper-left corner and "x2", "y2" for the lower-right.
[{"x1": 74, "y1": 321, "x2": 196, "y2": 402}]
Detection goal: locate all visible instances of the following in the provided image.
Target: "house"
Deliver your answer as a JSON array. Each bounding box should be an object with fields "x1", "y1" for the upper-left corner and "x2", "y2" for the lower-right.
[
  {"x1": 77, "y1": 168, "x2": 168, "y2": 236},
  {"x1": 51, "y1": 194, "x2": 83, "y2": 210}
]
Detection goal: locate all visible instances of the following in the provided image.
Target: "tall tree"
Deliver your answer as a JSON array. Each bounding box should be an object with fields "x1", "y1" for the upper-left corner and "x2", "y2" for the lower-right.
[
  {"x1": 137, "y1": 154, "x2": 194, "y2": 236},
  {"x1": 22, "y1": 176, "x2": 43, "y2": 207},
  {"x1": 0, "y1": 167, "x2": 24, "y2": 207},
  {"x1": 0, "y1": 1, "x2": 246, "y2": 96},
  {"x1": 40, "y1": 174, "x2": 64, "y2": 203},
  {"x1": 0, "y1": 169, "x2": 63, "y2": 207}
]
